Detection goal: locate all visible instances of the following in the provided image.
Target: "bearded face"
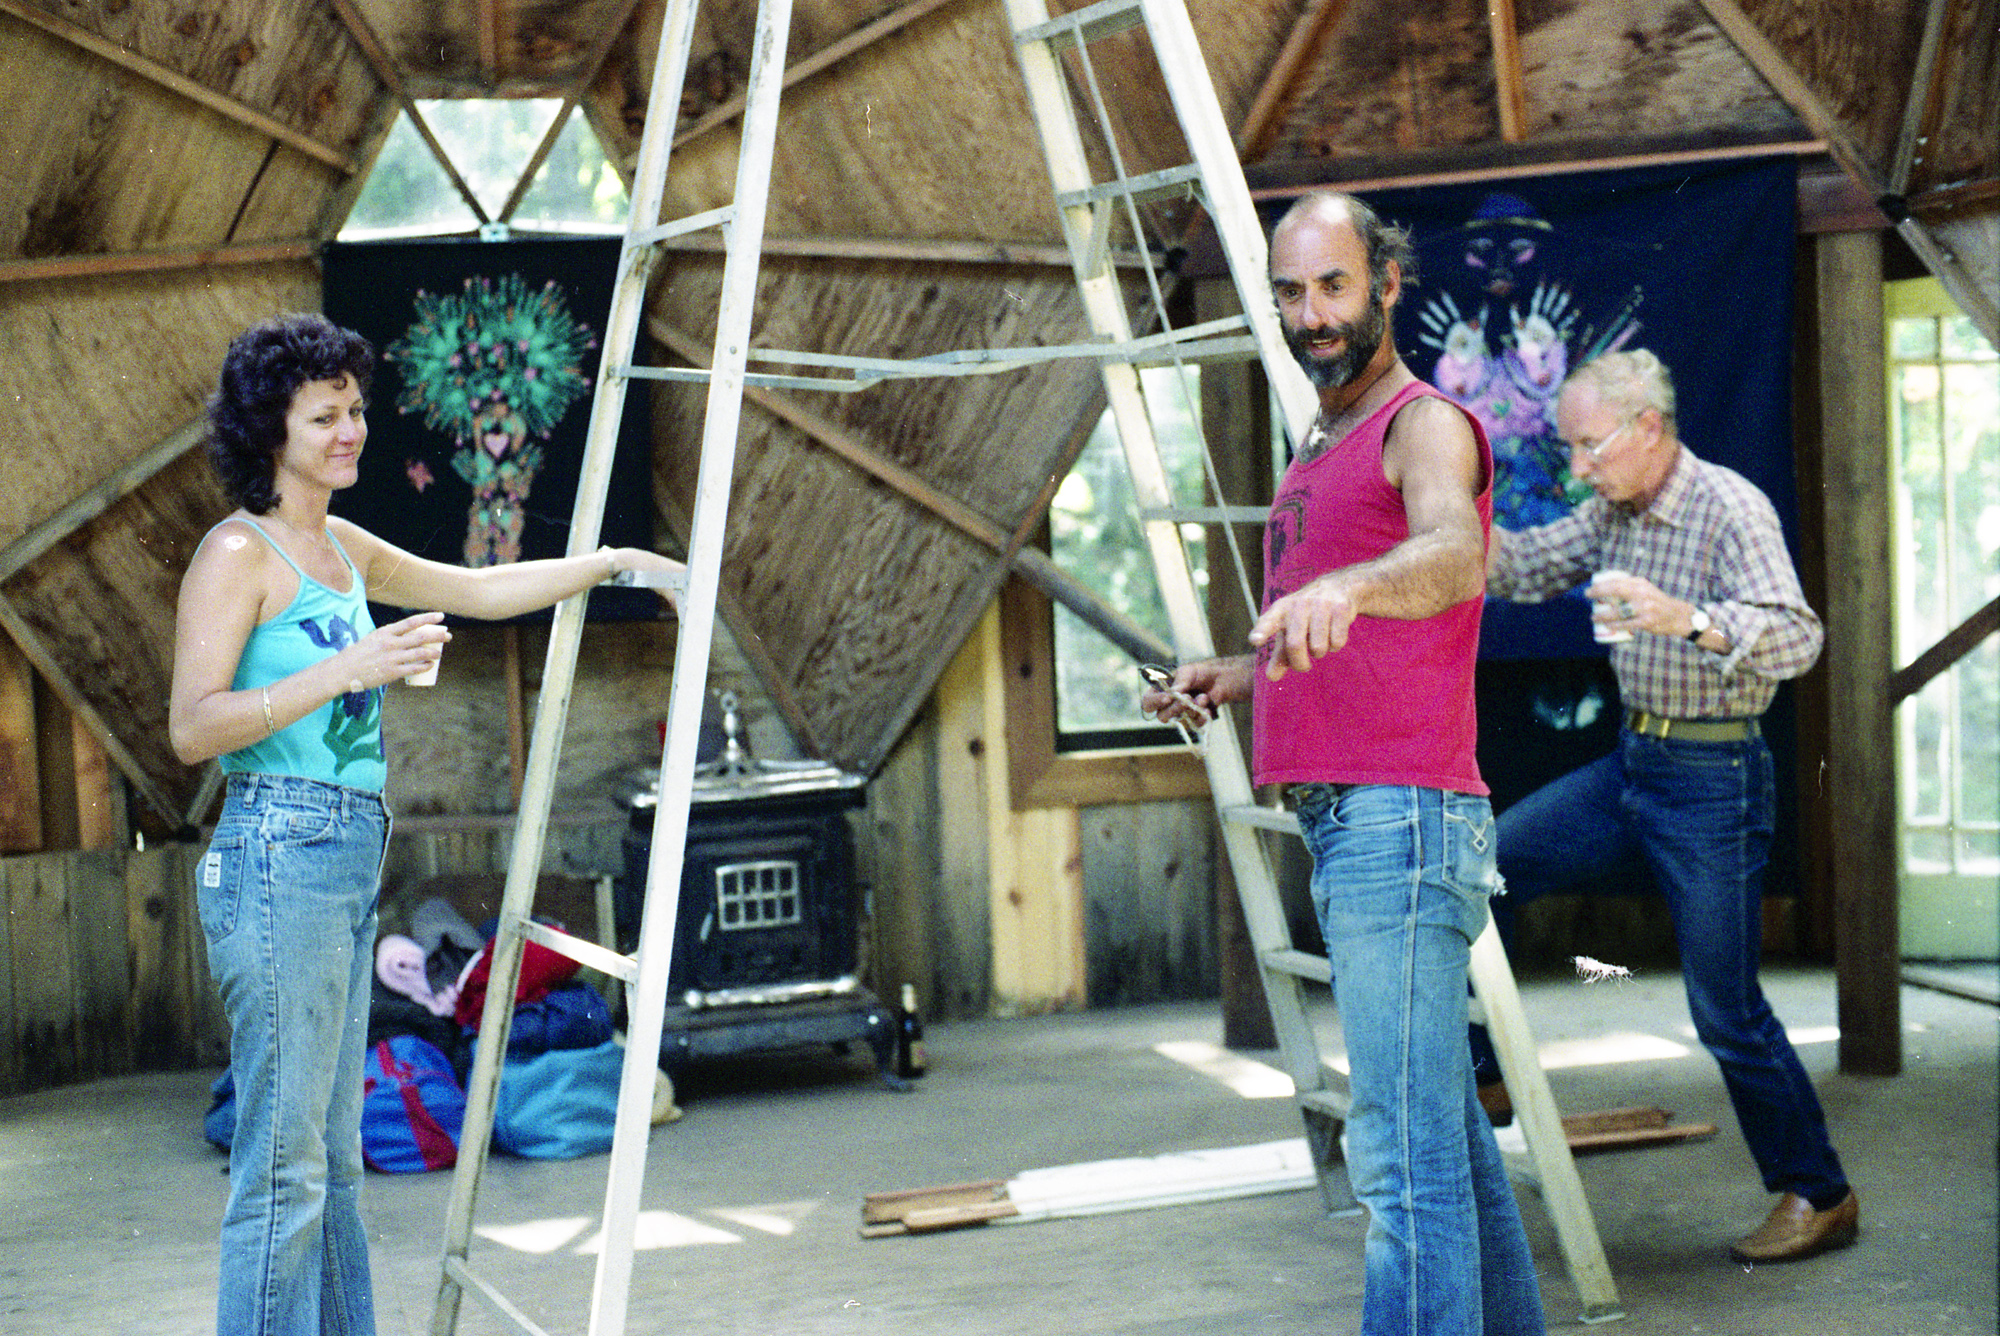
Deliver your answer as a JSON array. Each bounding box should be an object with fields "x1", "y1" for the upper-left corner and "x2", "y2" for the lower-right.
[{"x1": 1285, "y1": 280, "x2": 1388, "y2": 390}]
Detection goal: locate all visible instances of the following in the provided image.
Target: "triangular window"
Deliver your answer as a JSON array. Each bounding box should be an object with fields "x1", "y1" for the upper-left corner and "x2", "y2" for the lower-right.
[{"x1": 340, "y1": 99, "x2": 629, "y2": 240}]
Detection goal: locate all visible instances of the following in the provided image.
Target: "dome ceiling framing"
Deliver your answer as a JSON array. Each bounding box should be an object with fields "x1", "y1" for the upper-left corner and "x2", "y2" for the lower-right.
[{"x1": 0, "y1": 0, "x2": 1992, "y2": 824}]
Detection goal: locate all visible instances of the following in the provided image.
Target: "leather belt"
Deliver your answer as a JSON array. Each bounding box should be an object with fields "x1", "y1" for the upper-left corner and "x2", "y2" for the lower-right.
[{"x1": 1625, "y1": 709, "x2": 1759, "y2": 742}]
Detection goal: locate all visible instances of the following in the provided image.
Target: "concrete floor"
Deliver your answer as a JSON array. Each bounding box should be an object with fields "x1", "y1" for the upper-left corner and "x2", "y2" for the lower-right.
[{"x1": 2, "y1": 965, "x2": 1994, "y2": 1336}]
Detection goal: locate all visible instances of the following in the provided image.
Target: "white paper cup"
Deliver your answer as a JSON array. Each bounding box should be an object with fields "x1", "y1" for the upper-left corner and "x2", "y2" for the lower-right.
[
  {"x1": 405, "y1": 649, "x2": 442, "y2": 687},
  {"x1": 1589, "y1": 570, "x2": 1633, "y2": 643}
]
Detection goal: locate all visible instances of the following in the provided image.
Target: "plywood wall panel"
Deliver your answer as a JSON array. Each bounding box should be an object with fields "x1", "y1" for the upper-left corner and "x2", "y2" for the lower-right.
[
  {"x1": 7, "y1": 856, "x2": 78, "y2": 1088},
  {"x1": 1520, "y1": 0, "x2": 1803, "y2": 143},
  {"x1": 1732, "y1": 0, "x2": 1925, "y2": 168},
  {"x1": 25, "y1": 0, "x2": 381, "y2": 151},
  {"x1": 0, "y1": 261, "x2": 317, "y2": 547}
]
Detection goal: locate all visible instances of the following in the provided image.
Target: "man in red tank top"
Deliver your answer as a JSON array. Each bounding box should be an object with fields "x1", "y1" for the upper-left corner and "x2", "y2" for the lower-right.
[{"x1": 1143, "y1": 192, "x2": 1544, "y2": 1335}]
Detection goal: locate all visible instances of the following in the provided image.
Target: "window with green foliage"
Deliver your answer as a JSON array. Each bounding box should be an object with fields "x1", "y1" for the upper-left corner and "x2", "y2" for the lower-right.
[
  {"x1": 341, "y1": 100, "x2": 628, "y2": 239},
  {"x1": 1047, "y1": 366, "x2": 1214, "y2": 750},
  {"x1": 1886, "y1": 278, "x2": 1999, "y2": 956}
]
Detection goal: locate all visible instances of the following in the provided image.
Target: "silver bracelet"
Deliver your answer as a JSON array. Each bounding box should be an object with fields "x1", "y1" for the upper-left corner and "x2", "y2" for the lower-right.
[{"x1": 260, "y1": 686, "x2": 276, "y2": 736}]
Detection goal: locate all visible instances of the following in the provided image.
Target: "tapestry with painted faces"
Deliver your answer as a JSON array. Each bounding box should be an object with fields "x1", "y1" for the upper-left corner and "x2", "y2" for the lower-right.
[
  {"x1": 321, "y1": 237, "x2": 657, "y2": 622},
  {"x1": 1355, "y1": 156, "x2": 1801, "y2": 662},
  {"x1": 1357, "y1": 158, "x2": 1803, "y2": 885}
]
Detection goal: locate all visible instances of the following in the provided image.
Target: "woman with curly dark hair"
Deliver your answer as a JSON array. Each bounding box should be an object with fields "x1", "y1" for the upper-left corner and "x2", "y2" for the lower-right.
[{"x1": 170, "y1": 311, "x2": 682, "y2": 1334}]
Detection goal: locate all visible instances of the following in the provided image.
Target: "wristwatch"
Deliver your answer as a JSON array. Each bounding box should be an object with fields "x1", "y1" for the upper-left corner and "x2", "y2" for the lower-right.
[{"x1": 1686, "y1": 606, "x2": 1713, "y2": 642}]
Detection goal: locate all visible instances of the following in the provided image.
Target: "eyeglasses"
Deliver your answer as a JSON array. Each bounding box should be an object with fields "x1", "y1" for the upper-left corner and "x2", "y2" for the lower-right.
[{"x1": 1567, "y1": 414, "x2": 1638, "y2": 463}]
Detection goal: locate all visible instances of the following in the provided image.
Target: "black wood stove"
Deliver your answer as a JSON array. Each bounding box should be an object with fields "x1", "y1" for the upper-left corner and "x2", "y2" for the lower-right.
[{"x1": 616, "y1": 695, "x2": 903, "y2": 1086}]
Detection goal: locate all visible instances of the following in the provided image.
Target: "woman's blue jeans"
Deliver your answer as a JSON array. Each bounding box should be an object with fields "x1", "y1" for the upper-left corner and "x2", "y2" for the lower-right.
[
  {"x1": 1488, "y1": 729, "x2": 1847, "y2": 1204},
  {"x1": 200, "y1": 773, "x2": 388, "y2": 1336},
  {"x1": 1297, "y1": 783, "x2": 1545, "y2": 1336}
]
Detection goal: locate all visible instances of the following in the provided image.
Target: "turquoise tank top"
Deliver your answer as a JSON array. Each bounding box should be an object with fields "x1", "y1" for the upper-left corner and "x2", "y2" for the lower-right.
[{"x1": 219, "y1": 519, "x2": 387, "y2": 792}]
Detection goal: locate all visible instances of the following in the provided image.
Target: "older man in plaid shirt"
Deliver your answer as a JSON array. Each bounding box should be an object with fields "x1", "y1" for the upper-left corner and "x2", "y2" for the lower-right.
[{"x1": 1485, "y1": 349, "x2": 1857, "y2": 1265}]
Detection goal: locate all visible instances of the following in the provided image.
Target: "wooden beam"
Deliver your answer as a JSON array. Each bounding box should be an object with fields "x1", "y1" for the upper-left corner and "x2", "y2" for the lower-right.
[
  {"x1": 477, "y1": 0, "x2": 501, "y2": 88},
  {"x1": 326, "y1": 0, "x2": 491, "y2": 225},
  {"x1": 498, "y1": 0, "x2": 646, "y2": 223},
  {"x1": 0, "y1": 0, "x2": 356, "y2": 173},
  {"x1": 1236, "y1": 0, "x2": 1356, "y2": 163},
  {"x1": 1908, "y1": 177, "x2": 2000, "y2": 219},
  {"x1": 1692, "y1": 0, "x2": 1998, "y2": 348},
  {"x1": 672, "y1": 0, "x2": 961, "y2": 150},
  {"x1": 1887, "y1": 0, "x2": 1955, "y2": 195},
  {"x1": 1811, "y1": 229, "x2": 1900, "y2": 1077},
  {"x1": 0, "y1": 597, "x2": 180, "y2": 829},
  {"x1": 1889, "y1": 595, "x2": 2000, "y2": 705},
  {"x1": 0, "y1": 239, "x2": 315, "y2": 287},
  {"x1": 0, "y1": 633, "x2": 42, "y2": 852},
  {"x1": 0, "y1": 421, "x2": 205, "y2": 584},
  {"x1": 1486, "y1": 0, "x2": 1528, "y2": 143}
]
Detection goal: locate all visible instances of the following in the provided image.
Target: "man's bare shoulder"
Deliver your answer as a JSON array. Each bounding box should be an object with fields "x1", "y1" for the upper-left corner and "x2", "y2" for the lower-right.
[{"x1": 1382, "y1": 391, "x2": 1479, "y2": 487}]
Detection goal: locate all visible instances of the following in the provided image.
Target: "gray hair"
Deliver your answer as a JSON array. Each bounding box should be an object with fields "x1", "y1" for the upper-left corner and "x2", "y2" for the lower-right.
[
  {"x1": 1564, "y1": 350, "x2": 1677, "y2": 434},
  {"x1": 1273, "y1": 190, "x2": 1417, "y2": 295}
]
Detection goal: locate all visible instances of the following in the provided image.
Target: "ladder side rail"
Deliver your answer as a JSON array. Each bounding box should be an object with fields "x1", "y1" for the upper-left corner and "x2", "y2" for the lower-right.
[
  {"x1": 587, "y1": 0, "x2": 796, "y2": 1330},
  {"x1": 430, "y1": 2, "x2": 709, "y2": 1332},
  {"x1": 1006, "y1": 0, "x2": 1326, "y2": 1107},
  {"x1": 1136, "y1": 0, "x2": 1316, "y2": 446},
  {"x1": 1470, "y1": 920, "x2": 1622, "y2": 1320}
]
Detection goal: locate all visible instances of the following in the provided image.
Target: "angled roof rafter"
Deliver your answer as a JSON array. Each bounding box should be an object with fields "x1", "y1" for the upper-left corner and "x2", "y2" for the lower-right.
[
  {"x1": 498, "y1": 0, "x2": 647, "y2": 224},
  {"x1": 1691, "y1": 0, "x2": 1998, "y2": 346},
  {"x1": 1486, "y1": 0, "x2": 1528, "y2": 143},
  {"x1": 327, "y1": 0, "x2": 491, "y2": 225},
  {"x1": 1236, "y1": 0, "x2": 1356, "y2": 162}
]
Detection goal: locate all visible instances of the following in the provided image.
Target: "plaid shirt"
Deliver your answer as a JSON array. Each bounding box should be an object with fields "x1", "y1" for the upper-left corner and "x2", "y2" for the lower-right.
[{"x1": 1489, "y1": 446, "x2": 1822, "y2": 719}]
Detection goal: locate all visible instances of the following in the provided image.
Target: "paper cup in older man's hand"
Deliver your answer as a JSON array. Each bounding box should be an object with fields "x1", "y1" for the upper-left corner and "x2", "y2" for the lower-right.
[{"x1": 1588, "y1": 570, "x2": 1634, "y2": 643}]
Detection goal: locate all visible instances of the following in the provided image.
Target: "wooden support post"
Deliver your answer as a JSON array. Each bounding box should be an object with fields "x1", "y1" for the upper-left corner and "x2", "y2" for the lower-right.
[
  {"x1": 1811, "y1": 230, "x2": 1900, "y2": 1076},
  {"x1": 0, "y1": 631, "x2": 41, "y2": 853}
]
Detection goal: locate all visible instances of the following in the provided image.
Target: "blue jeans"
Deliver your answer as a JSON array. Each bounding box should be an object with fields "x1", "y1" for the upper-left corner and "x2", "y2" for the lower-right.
[
  {"x1": 1297, "y1": 783, "x2": 1545, "y2": 1336},
  {"x1": 200, "y1": 773, "x2": 388, "y2": 1336},
  {"x1": 1491, "y1": 729, "x2": 1847, "y2": 1203}
]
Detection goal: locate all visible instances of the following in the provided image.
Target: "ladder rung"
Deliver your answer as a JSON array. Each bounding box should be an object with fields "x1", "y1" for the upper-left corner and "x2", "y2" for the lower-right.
[
  {"x1": 1222, "y1": 803, "x2": 1300, "y2": 835},
  {"x1": 1013, "y1": 0, "x2": 1146, "y2": 51},
  {"x1": 1296, "y1": 1087, "x2": 1350, "y2": 1121},
  {"x1": 629, "y1": 203, "x2": 736, "y2": 248},
  {"x1": 519, "y1": 918, "x2": 639, "y2": 986},
  {"x1": 1054, "y1": 163, "x2": 1202, "y2": 212},
  {"x1": 1263, "y1": 947, "x2": 1330, "y2": 984},
  {"x1": 444, "y1": 1255, "x2": 555, "y2": 1336},
  {"x1": 1139, "y1": 505, "x2": 1270, "y2": 524}
]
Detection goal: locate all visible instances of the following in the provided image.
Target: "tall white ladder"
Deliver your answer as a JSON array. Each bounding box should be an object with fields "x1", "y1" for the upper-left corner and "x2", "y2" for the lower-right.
[
  {"x1": 1000, "y1": 0, "x2": 1622, "y2": 1320},
  {"x1": 426, "y1": 0, "x2": 797, "y2": 1331}
]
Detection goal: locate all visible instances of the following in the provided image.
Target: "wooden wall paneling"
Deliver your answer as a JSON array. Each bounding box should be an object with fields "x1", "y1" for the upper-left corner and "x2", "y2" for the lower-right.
[
  {"x1": 1280, "y1": 0, "x2": 1502, "y2": 160},
  {"x1": 1911, "y1": 0, "x2": 1998, "y2": 191},
  {"x1": 127, "y1": 844, "x2": 187, "y2": 1069},
  {"x1": 68, "y1": 849, "x2": 130, "y2": 1076},
  {"x1": 33, "y1": 675, "x2": 79, "y2": 852},
  {"x1": 1081, "y1": 800, "x2": 1217, "y2": 1007},
  {"x1": 860, "y1": 699, "x2": 945, "y2": 1016},
  {"x1": 229, "y1": 153, "x2": 349, "y2": 243},
  {"x1": 0, "y1": 855, "x2": 14, "y2": 1090},
  {"x1": 972, "y1": 596, "x2": 1084, "y2": 1015},
  {"x1": 1812, "y1": 228, "x2": 1900, "y2": 1076},
  {"x1": 1727, "y1": 0, "x2": 1927, "y2": 168},
  {"x1": 71, "y1": 714, "x2": 119, "y2": 850},
  {"x1": 930, "y1": 599, "x2": 994, "y2": 1018},
  {"x1": 8, "y1": 855, "x2": 78, "y2": 1088},
  {"x1": 0, "y1": 629, "x2": 41, "y2": 852}
]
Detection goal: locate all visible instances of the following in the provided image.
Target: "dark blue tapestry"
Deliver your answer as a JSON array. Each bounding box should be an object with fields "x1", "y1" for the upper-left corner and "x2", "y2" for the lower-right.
[{"x1": 1353, "y1": 156, "x2": 1801, "y2": 660}]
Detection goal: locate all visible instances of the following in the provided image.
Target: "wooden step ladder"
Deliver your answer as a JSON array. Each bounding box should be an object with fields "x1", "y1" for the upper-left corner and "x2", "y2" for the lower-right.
[{"x1": 998, "y1": 0, "x2": 1622, "y2": 1321}]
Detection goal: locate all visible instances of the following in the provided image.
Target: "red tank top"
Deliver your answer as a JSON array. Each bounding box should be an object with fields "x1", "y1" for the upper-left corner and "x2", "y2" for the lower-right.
[{"x1": 1251, "y1": 380, "x2": 1491, "y2": 795}]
